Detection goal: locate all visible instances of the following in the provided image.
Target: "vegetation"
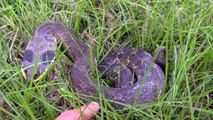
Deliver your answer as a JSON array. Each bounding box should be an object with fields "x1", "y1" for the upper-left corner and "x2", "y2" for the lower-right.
[{"x1": 0, "y1": 0, "x2": 212, "y2": 119}]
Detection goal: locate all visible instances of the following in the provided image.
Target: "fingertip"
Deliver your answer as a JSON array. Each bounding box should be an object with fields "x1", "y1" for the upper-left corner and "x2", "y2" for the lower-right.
[
  {"x1": 89, "y1": 102, "x2": 100, "y2": 111},
  {"x1": 80, "y1": 102, "x2": 100, "y2": 119}
]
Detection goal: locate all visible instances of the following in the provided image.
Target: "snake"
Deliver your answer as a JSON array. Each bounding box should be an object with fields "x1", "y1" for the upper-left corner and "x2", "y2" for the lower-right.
[{"x1": 22, "y1": 22, "x2": 165, "y2": 108}]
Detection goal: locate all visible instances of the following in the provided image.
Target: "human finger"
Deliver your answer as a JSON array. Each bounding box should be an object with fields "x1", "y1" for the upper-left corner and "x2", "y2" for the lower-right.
[
  {"x1": 56, "y1": 102, "x2": 99, "y2": 120},
  {"x1": 78, "y1": 102, "x2": 99, "y2": 119}
]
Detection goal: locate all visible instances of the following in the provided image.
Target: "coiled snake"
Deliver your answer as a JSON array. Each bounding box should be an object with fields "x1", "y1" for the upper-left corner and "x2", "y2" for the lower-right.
[{"x1": 22, "y1": 22, "x2": 165, "y2": 108}]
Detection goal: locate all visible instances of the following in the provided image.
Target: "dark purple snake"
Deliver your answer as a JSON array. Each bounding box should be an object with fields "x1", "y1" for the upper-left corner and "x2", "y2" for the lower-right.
[{"x1": 22, "y1": 22, "x2": 165, "y2": 108}]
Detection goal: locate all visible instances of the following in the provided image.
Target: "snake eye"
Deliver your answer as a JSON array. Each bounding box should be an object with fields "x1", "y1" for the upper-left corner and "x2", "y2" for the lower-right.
[{"x1": 33, "y1": 73, "x2": 39, "y2": 80}]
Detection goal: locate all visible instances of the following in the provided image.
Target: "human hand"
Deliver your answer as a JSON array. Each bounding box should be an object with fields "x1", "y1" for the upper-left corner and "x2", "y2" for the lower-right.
[{"x1": 56, "y1": 102, "x2": 100, "y2": 120}]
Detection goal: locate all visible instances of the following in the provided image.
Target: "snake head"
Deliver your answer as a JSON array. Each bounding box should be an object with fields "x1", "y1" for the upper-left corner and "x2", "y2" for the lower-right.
[
  {"x1": 22, "y1": 49, "x2": 55, "y2": 82},
  {"x1": 22, "y1": 57, "x2": 47, "y2": 82}
]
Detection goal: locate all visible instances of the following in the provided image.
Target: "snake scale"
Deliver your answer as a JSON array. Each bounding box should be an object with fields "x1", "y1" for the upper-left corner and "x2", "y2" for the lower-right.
[{"x1": 22, "y1": 22, "x2": 165, "y2": 108}]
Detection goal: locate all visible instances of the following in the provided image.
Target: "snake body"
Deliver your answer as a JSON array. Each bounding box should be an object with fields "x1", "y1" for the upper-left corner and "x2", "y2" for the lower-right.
[{"x1": 22, "y1": 22, "x2": 165, "y2": 108}]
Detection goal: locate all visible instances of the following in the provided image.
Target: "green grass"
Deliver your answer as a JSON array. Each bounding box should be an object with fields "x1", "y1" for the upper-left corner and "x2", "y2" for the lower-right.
[{"x1": 0, "y1": 0, "x2": 213, "y2": 119}]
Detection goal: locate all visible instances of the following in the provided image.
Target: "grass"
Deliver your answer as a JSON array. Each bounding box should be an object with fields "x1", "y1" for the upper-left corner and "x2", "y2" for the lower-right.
[{"x1": 0, "y1": 0, "x2": 213, "y2": 119}]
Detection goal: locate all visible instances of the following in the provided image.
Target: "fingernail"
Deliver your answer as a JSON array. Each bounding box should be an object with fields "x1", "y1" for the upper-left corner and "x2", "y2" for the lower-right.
[{"x1": 90, "y1": 102, "x2": 99, "y2": 107}]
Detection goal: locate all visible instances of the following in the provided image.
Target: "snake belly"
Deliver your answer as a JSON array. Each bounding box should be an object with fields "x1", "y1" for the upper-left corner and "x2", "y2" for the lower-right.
[{"x1": 22, "y1": 22, "x2": 165, "y2": 108}]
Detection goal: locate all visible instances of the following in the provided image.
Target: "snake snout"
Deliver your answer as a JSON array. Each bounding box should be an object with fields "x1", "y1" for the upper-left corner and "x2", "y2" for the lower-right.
[
  {"x1": 26, "y1": 69, "x2": 39, "y2": 82},
  {"x1": 22, "y1": 61, "x2": 46, "y2": 82}
]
